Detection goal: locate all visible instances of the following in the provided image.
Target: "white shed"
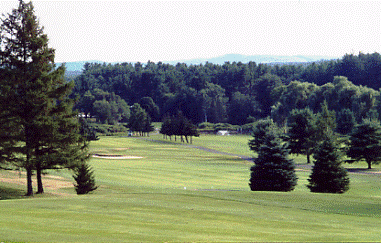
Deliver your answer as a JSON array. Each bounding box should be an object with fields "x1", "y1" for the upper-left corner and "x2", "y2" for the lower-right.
[{"x1": 217, "y1": 130, "x2": 230, "y2": 136}]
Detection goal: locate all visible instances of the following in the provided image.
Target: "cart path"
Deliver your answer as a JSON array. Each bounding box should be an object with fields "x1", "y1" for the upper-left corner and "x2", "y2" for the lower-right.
[{"x1": 136, "y1": 137, "x2": 381, "y2": 175}]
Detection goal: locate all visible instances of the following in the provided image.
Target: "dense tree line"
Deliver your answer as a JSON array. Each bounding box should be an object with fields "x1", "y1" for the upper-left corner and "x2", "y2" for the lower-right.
[
  {"x1": 72, "y1": 52, "x2": 381, "y2": 127},
  {"x1": 76, "y1": 89, "x2": 130, "y2": 124},
  {"x1": 271, "y1": 76, "x2": 379, "y2": 127}
]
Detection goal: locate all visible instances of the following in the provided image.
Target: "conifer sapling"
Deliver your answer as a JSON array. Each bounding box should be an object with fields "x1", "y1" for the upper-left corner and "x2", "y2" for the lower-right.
[{"x1": 73, "y1": 162, "x2": 98, "y2": 194}]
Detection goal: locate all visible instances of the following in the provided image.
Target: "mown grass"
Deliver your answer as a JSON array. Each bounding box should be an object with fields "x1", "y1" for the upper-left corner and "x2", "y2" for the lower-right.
[
  {"x1": 151, "y1": 133, "x2": 254, "y2": 157},
  {"x1": 0, "y1": 135, "x2": 380, "y2": 242}
]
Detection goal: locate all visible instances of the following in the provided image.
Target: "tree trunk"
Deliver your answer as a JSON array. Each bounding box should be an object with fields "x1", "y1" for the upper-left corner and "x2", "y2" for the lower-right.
[
  {"x1": 367, "y1": 160, "x2": 372, "y2": 169},
  {"x1": 26, "y1": 167, "x2": 33, "y2": 196},
  {"x1": 306, "y1": 149, "x2": 311, "y2": 164},
  {"x1": 185, "y1": 136, "x2": 189, "y2": 143},
  {"x1": 36, "y1": 166, "x2": 44, "y2": 194}
]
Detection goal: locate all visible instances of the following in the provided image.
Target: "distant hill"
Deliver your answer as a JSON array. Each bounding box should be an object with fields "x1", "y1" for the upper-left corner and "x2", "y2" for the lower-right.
[
  {"x1": 60, "y1": 54, "x2": 340, "y2": 73},
  {"x1": 165, "y1": 54, "x2": 340, "y2": 66},
  {"x1": 58, "y1": 60, "x2": 104, "y2": 72}
]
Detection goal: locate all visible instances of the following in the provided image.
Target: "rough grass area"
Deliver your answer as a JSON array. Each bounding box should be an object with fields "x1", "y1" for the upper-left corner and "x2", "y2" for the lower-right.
[{"x1": 1, "y1": 135, "x2": 380, "y2": 242}]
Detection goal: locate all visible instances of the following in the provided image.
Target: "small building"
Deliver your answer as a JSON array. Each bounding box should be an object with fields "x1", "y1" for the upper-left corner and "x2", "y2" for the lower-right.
[{"x1": 217, "y1": 130, "x2": 230, "y2": 136}]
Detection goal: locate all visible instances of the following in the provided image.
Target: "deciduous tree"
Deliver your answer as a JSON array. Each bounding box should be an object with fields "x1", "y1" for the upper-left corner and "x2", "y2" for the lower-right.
[
  {"x1": 160, "y1": 112, "x2": 199, "y2": 143},
  {"x1": 287, "y1": 108, "x2": 317, "y2": 164},
  {"x1": 128, "y1": 103, "x2": 153, "y2": 136},
  {"x1": 336, "y1": 108, "x2": 356, "y2": 134},
  {"x1": 140, "y1": 96, "x2": 160, "y2": 121}
]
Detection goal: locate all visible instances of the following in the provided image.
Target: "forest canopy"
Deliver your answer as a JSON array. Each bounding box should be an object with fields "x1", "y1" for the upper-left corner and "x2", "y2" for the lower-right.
[{"x1": 71, "y1": 52, "x2": 381, "y2": 126}]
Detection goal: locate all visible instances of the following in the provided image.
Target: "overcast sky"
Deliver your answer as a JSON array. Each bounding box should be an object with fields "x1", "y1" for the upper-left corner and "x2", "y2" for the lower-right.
[{"x1": 1, "y1": 1, "x2": 380, "y2": 63}]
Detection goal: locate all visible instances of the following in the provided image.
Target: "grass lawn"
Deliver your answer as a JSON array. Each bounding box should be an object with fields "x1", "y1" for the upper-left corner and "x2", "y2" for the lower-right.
[
  {"x1": 150, "y1": 133, "x2": 255, "y2": 157},
  {"x1": 1, "y1": 135, "x2": 380, "y2": 242}
]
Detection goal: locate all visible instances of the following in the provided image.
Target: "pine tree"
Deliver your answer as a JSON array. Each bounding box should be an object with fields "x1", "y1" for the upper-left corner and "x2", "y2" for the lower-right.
[
  {"x1": 73, "y1": 162, "x2": 98, "y2": 195},
  {"x1": 248, "y1": 118, "x2": 277, "y2": 153},
  {"x1": 0, "y1": 0, "x2": 89, "y2": 195},
  {"x1": 346, "y1": 119, "x2": 381, "y2": 169},
  {"x1": 34, "y1": 101, "x2": 90, "y2": 194},
  {"x1": 249, "y1": 130, "x2": 297, "y2": 192},
  {"x1": 307, "y1": 134, "x2": 350, "y2": 193}
]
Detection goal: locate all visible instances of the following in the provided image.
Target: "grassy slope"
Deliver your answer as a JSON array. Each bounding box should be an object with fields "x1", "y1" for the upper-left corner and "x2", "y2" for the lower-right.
[{"x1": 0, "y1": 135, "x2": 380, "y2": 242}]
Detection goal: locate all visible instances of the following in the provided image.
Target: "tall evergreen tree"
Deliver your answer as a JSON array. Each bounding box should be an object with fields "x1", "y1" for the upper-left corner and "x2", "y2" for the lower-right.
[
  {"x1": 0, "y1": 0, "x2": 89, "y2": 195},
  {"x1": 249, "y1": 130, "x2": 297, "y2": 192},
  {"x1": 248, "y1": 118, "x2": 277, "y2": 153},
  {"x1": 307, "y1": 133, "x2": 350, "y2": 193},
  {"x1": 346, "y1": 119, "x2": 381, "y2": 169}
]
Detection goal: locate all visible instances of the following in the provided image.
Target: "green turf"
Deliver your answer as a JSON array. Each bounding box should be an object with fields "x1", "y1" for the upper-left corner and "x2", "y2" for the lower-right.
[
  {"x1": 150, "y1": 133, "x2": 255, "y2": 157},
  {"x1": 1, "y1": 135, "x2": 380, "y2": 242}
]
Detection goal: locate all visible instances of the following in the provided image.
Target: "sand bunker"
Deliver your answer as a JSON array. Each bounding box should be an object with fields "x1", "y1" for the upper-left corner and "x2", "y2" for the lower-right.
[{"x1": 112, "y1": 148, "x2": 130, "y2": 151}]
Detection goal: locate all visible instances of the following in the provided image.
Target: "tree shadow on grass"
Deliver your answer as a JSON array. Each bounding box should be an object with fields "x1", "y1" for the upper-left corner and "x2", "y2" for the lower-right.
[
  {"x1": 0, "y1": 186, "x2": 25, "y2": 200},
  {"x1": 346, "y1": 168, "x2": 381, "y2": 175}
]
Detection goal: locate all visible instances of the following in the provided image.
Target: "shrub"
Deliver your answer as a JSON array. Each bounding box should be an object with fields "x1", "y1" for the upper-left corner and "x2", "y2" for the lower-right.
[{"x1": 73, "y1": 162, "x2": 98, "y2": 195}]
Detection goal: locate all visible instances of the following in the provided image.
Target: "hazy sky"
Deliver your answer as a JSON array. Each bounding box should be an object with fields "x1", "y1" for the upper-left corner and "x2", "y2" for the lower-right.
[{"x1": 1, "y1": 1, "x2": 380, "y2": 63}]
